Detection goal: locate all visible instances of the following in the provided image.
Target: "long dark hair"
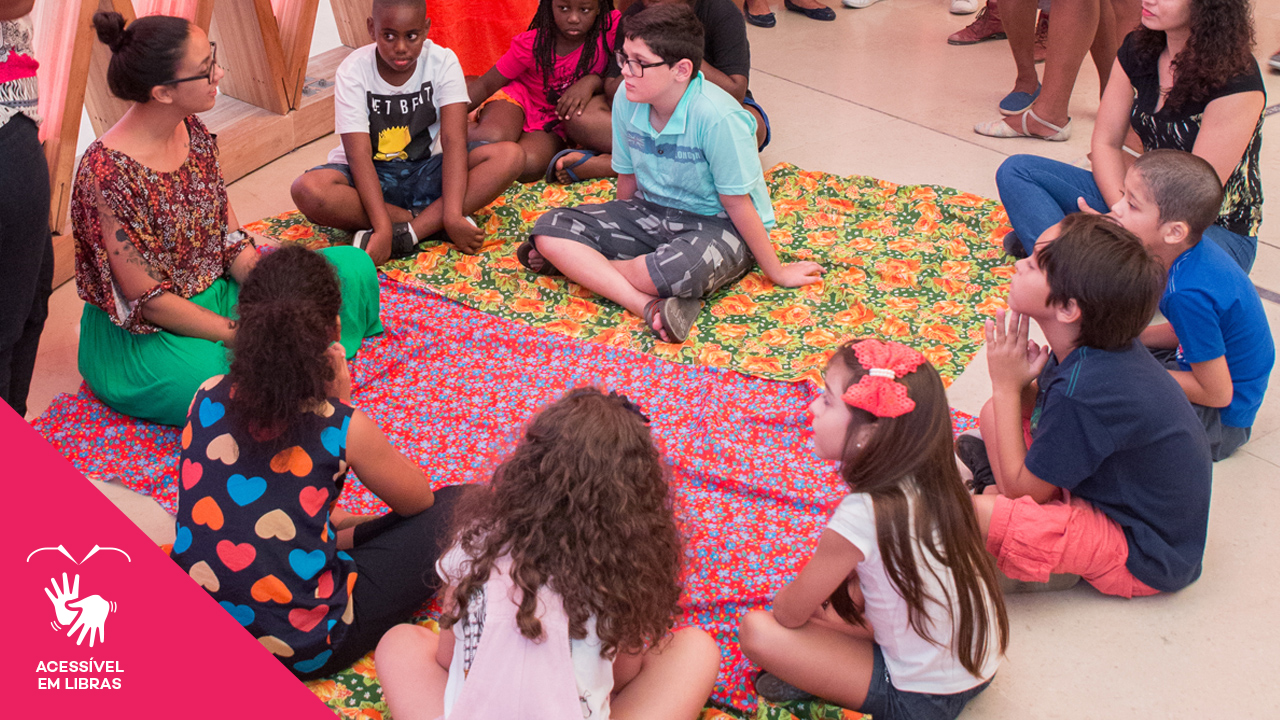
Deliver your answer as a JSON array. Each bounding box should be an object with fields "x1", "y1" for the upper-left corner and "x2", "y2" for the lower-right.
[
  {"x1": 1130, "y1": 0, "x2": 1256, "y2": 111},
  {"x1": 226, "y1": 246, "x2": 342, "y2": 437},
  {"x1": 529, "y1": 0, "x2": 617, "y2": 110},
  {"x1": 439, "y1": 388, "x2": 683, "y2": 658},
  {"x1": 826, "y1": 342, "x2": 1009, "y2": 678},
  {"x1": 91, "y1": 12, "x2": 191, "y2": 104}
]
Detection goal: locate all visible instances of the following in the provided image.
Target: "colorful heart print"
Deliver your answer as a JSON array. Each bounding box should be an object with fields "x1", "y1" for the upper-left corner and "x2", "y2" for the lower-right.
[
  {"x1": 250, "y1": 575, "x2": 293, "y2": 604},
  {"x1": 292, "y1": 649, "x2": 332, "y2": 674},
  {"x1": 191, "y1": 496, "x2": 224, "y2": 531},
  {"x1": 206, "y1": 433, "x2": 240, "y2": 465},
  {"x1": 173, "y1": 524, "x2": 193, "y2": 554},
  {"x1": 181, "y1": 422, "x2": 193, "y2": 450},
  {"x1": 189, "y1": 560, "x2": 220, "y2": 591},
  {"x1": 219, "y1": 601, "x2": 255, "y2": 626},
  {"x1": 198, "y1": 397, "x2": 225, "y2": 427},
  {"x1": 299, "y1": 486, "x2": 330, "y2": 517},
  {"x1": 227, "y1": 474, "x2": 267, "y2": 506},
  {"x1": 270, "y1": 446, "x2": 314, "y2": 477},
  {"x1": 289, "y1": 548, "x2": 327, "y2": 581},
  {"x1": 319, "y1": 417, "x2": 350, "y2": 457},
  {"x1": 254, "y1": 509, "x2": 297, "y2": 541},
  {"x1": 216, "y1": 540, "x2": 257, "y2": 571},
  {"x1": 315, "y1": 570, "x2": 334, "y2": 599},
  {"x1": 257, "y1": 635, "x2": 295, "y2": 658},
  {"x1": 181, "y1": 458, "x2": 203, "y2": 490},
  {"x1": 288, "y1": 604, "x2": 330, "y2": 632}
]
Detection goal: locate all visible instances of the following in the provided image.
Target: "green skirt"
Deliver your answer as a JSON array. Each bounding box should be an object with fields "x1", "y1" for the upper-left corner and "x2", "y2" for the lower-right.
[{"x1": 79, "y1": 246, "x2": 384, "y2": 427}]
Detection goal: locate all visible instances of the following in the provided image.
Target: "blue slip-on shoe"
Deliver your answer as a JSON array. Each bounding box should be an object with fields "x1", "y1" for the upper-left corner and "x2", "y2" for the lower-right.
[
  {"x1": 784, "y1": 0, "x2": 837, "y2": 21},
  {"x1": 999, "y1": 84, "x2": 1041, "y2": 115},
  {"x1": 744, "y1": 0, "x2": 777, "y2": 26}
]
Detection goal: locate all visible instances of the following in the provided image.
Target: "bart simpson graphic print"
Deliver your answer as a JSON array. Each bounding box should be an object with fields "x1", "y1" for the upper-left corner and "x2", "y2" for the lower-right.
[{"x1": 367, "y1": 82, "x2": 437, "y2": 162}]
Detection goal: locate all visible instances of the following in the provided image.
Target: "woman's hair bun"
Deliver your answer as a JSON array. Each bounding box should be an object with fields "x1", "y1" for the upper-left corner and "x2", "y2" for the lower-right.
[{"x1": 92, "y1": 11, "x2": 129, "y2": 52}]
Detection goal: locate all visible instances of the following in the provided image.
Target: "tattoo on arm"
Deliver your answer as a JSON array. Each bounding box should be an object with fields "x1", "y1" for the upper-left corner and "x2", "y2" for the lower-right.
[{"x1": 114, "y1": 229, "x2": 164, "y2": 282}]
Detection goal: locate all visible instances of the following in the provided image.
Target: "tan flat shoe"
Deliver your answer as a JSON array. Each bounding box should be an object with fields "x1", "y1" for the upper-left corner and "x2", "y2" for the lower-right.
[{"x1": 975, "y1": 107, "x2": 1071, "y2": 141}]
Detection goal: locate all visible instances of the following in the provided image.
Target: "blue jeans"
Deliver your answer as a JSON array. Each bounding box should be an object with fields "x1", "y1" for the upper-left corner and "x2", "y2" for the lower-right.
[
  {"x1": 859, "y1": 644, "x2": 993, "y2": 720},
  {"x1": 995, "y1": 154, "x2": 1257, "y2": 271}
]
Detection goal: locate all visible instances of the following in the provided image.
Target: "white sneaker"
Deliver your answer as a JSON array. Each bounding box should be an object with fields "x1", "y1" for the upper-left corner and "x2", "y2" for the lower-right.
[
  {"x1": 950, "y1": 0, "x2": 979, "y2": 14},
  {"x1": 843, "y1": 0, "x2": 884, "y2": 8}
]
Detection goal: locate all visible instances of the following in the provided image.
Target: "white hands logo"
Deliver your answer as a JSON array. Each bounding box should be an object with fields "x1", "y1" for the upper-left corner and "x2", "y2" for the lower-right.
[{"x1": 44, "y1": 573, "x2": 117, "y2": 647}]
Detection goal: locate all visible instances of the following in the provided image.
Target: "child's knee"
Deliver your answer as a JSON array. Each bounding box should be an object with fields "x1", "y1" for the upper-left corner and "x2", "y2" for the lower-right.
[
  {"x1": 375, "y1": 622, "x2": 437, "y2": 664},
  {"x1": 477, "y1": 140, "x2": 525, "y2": 176},
  {"x1": 670, "y1": 626, "x2": 721, "y2": 678},
  {"x1": 291, "y1": 172, "x2": 333, "y2": 213},
  {"x1": 737, "y1": 609, "x2": 779, "y2": 660}
]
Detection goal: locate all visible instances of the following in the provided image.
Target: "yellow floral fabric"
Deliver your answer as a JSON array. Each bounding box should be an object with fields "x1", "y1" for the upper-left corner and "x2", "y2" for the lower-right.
[{"x1": 248, "y1": 163, "x2": 1012, "y2": 386}]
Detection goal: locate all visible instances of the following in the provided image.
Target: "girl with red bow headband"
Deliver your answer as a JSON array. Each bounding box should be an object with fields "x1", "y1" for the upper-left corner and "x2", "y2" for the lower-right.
[{"x1": 739, "y1": 338, "x2": 1009, "y2": 720}]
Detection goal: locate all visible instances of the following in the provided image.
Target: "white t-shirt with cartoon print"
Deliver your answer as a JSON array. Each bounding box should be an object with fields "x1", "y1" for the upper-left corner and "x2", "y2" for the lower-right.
[{"x1": 327, "y1": 41, "x2": 469, "y2": 165}]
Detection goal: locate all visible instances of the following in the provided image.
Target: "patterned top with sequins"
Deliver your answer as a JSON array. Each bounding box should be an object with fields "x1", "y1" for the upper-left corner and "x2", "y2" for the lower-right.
[
  {"x1": 1117, "y1": 33, "x2": 1265, "y2": 238},
  {"x1": 70, "y1": 116, "x2": 248, "y2": 334}
]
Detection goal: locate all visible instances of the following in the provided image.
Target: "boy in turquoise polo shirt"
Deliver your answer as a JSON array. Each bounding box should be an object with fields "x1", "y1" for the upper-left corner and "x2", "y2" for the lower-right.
[{"x1": 522, "y1": 3, "x2": 822, "y2": 343}]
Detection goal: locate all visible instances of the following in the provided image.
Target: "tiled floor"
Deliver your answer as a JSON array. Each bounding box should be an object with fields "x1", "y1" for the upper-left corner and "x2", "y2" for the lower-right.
[{"x1": 25, "y1": 1, "x2": 1280, "y2": 717}]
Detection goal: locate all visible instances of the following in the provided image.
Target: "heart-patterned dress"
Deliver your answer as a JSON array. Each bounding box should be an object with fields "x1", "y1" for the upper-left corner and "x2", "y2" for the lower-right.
[{"x1": 172, "y1": 375, "x2": 358, "y2": 676}]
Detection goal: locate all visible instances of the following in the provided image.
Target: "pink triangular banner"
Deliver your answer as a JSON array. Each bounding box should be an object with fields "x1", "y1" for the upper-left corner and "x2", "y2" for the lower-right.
[{"x1": 1, "y1": 403, "x2": 336, "y2": 719}]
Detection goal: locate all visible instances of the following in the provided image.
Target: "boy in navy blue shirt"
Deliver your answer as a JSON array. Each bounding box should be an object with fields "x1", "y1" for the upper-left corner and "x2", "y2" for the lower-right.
[
  {"x1": 1110, "y1": 150, "x2": 1274, "y2": 461},
  {"x1": 973, "y1": 214, "x2": 1212, "y2": 597}
]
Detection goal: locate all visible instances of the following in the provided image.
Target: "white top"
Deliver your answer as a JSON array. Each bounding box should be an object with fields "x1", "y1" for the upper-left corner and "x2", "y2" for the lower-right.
[
  {"x1": 437, "y1": 546, "x2": 615, "y2": 718},
  {"x1": 327, "y1": 41, "x2": 469, "y2": 165},
  {"x1": 826, "y1": 488, "x2": 1002, "y2": 693}
]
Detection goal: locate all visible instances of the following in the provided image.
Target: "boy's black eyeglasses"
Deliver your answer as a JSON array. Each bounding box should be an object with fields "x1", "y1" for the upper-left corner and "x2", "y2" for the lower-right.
[
  {"x1": 614, "y1": 51, "x2": 668, "y2": 78},
  {"x1": 165, "y1": 42, "x2": 218, "y2": 85}
]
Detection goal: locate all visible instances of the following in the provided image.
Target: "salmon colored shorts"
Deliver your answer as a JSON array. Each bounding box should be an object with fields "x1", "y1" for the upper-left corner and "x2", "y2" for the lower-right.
[{"x1": 987, "y1": 492, "x2": 1160, "y2": 599}]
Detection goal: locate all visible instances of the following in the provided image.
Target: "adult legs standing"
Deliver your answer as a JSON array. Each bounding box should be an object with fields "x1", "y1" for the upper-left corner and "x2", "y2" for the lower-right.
[{"x1": 0, "y1": 114, "x2": 53, "y2": 418}]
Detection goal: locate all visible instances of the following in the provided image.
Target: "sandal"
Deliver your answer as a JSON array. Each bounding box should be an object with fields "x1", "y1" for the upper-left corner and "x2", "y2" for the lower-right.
[
  {"x1": 516, "y1": 239, "x2": 561, "y2": 276},
  {"x1": 545, "y1": 148, "x2": 598, "y2": 184},
  {"x1": 642, "y1": 297, "x2": 704, "y2": 344},
  {"x1": 974, "y1": 107, "x2": 1071, "y2": 141}
]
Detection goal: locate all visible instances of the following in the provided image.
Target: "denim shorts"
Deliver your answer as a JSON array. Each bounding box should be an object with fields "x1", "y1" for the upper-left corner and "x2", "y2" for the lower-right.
[
  {"x1": 311, "y1": 154, "x2": 444, "y2": 212},
  {"x1": 860, "y1": 645, "x2": 993, "y2": 720}
]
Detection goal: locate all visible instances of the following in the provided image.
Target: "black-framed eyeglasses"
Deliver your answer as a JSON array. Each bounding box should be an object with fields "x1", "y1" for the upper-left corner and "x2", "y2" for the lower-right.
[
  {"x1": 165, "y1": 42, "x2": 218, "y2": 85},
  {"x1": 615, "y1": 51, "x2": 668, "y2": 78}
]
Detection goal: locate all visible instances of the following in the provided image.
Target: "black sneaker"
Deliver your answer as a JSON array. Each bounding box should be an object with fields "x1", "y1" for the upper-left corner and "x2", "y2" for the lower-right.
[
  {"x1": 352, "y1": 222, "x2": 420, "y2": 259},
  {"x1": 1002, "y1": 230, "x2": 1028, "y2": 259},
  {"x1": 755, "y1": 672, "x2": 817, "y2": 703},
  {"x1": 955, "y1": 434, "x2": 996, "y2": 495}
]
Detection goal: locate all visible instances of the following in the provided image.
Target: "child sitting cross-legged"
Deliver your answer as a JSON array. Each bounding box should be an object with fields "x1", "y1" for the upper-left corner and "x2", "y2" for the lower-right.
[
  {"x1": 290, "y1": 0, "x2": 524, "y2": 265},
  {"x1": 1108, "y1": 149, "x2": 1274, "y2": 461},
  {"x1": 740, "y1": 339, "x2": 1007, "y2": 720},
  {"x1": 520, "y1": 4, "x2": 822, "y2": 344},
  {"x1": 973, "y1": 214, "x2": 1213, "y2": 598},
  {"x1": 374, "y1": 388, "x2": 720, "y2": 720},
  {"x1": 466, "y1": 0, "x2": 622, "y2": 184}
]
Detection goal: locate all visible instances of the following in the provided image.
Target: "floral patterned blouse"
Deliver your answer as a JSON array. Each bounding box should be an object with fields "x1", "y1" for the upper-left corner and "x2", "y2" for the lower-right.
[{"x1": 71, "y1": 115, "x2": 248, "y2": 334}]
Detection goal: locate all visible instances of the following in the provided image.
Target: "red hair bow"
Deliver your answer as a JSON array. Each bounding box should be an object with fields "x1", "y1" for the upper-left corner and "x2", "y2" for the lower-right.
[{"x1": 841, "y1": 339, "x2": 927, "y2": 418}]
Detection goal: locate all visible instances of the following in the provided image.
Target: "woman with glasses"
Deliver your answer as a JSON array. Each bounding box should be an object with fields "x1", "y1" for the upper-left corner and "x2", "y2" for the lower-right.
[{"x1": 70, "y1": 12, "x2": 382, "y2": 427}]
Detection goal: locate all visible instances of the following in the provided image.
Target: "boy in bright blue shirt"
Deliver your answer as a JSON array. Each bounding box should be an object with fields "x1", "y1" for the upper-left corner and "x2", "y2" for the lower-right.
[
  {"x1": 1112, "y1": 150, "x2": 1274, "y2": 460},
  {"x1": 522, "y1": 4, "x2": 822, "y2": 343}
]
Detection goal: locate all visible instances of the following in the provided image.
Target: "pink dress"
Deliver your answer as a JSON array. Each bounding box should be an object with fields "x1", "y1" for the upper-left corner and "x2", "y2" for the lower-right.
[{"x1": 494, "y1": 11, "x2": 621, "y2": 135}]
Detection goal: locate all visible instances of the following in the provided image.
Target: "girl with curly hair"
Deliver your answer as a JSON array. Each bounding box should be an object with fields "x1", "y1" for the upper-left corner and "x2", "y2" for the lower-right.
[
  {"x1": 174, "y1": 245, "x2": 471, "y2": 680},
  {"x1": 739, "y1": 340, "x2": 1008, "y2": 720},
  {"x1": 994, "y1": 0, "x2": 1264, "y2": 271},
  {"x1": 376, "y1": 388, "x2": 720, "y2": 719}
]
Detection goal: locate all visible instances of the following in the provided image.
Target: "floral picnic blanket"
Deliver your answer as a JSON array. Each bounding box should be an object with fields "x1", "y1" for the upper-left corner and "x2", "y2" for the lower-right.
[
  {"x1": 246, "y1": 163, "x2": 1012, "y2": 387},
  {"x1": 35, "y1": 279, "x2": 981, "y2": 719}
]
